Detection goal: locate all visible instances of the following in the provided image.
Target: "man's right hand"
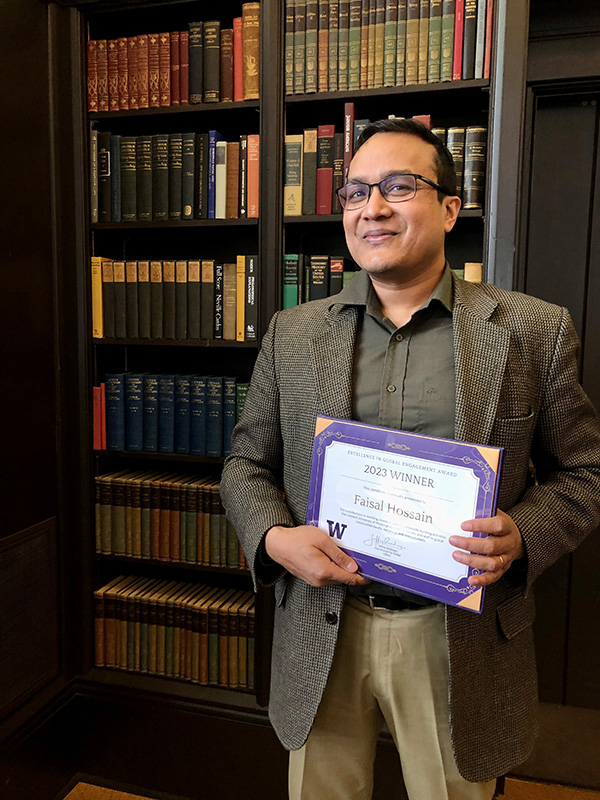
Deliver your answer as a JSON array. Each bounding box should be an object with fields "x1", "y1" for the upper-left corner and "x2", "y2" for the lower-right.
[{"x1": 265, "y1": 525, "x2": 371, "y2": 588}]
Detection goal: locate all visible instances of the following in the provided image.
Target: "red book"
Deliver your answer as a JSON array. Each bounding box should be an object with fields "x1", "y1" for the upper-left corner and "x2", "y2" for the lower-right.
[
  {"x1": 180, "y1": 30, "x2": 189, "y2": 104},
  {"x1": 148, "y1": 34, "x2": 160, "y2": 107},
  {"x1": 87, "y1": 40, "x2": 98, "y2": 112},
  {"x1": 247, "y1": 134, "x2": 260, "y2": 218},
  {"x1": 452, "y1": 0, "x2": 465, "y2": 81},
  {"x1": 158, "y1": 32, "x2": 171, "y2": 106},
  {"x1": 411, "y1": 114, "x2": 432, "y2": 129},
  {"x1": 343, "y1": 102, "x2": 355, "y2": 184},
  {"x1": 233, "y1": 17, "x2": 244, "y2": 101},
  {"x1": 101, "y1": 383, "x2": 106, "y2": 450},
  {"x1": 170, "y1": 31, "x2": 180, "y2": 105},
  {"x1": 127, "y1": 36, "x2": 139, "y2": 109},
  {"x1": 93, "y1": 386, "x2": 102, "y2": 450},
  {"x1": 483, "y1": 0, "x2": 494, "y2": 79},
  {"x1": 108, "y1": 39, "x2": 119, "y2": 111},
  {"x1": 117, "y1": 37, "x2": 129, "y2": 109},
  {"x1": 316, "y1": 124, "x2": 335, "y2": 215},
  {"x1": 137, "y1": 34, "x2": 149, "y2": 108},
  {"x1": 96, "y1": 40, "x2": 109, "y2": 112}
]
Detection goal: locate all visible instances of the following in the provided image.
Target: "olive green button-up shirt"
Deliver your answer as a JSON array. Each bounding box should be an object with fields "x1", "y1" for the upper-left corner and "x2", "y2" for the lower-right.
[{"x1": 334, "y1": 264, "x2": 456, "y2": 603}]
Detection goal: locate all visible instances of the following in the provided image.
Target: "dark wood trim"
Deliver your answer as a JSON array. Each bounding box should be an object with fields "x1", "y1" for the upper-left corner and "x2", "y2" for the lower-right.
[
  {"x1": 92, "y1": 219, "x2": 258, "y2": 230},
  {"x1": 94, "y1": 450, "x2": 225, "y2": 462},
  {"x1": 96, "y1": 554, "x2": 250, "y2": 576},
  {"x1": 94, "y1": 338, "x2": 259, "y2": 347},
  {"x1": 90, "y1": 99, "x2": 259, "y2": 120},
  {"x1": 285, "y1": 79, "x2": 490, "y2": 103},
  {"x1": 528, "y1": 34, "x2": 600, "y2": 85}
]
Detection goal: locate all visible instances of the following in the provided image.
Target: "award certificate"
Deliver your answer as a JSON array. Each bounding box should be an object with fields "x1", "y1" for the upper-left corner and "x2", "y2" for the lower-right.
[{"x1": 306, "y1": 416, "x2": 504, "y2": 613}]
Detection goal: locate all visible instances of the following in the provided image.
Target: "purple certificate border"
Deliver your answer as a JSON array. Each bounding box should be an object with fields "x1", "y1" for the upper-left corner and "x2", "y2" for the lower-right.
[{"x1": 306, "y1": 416, "x2": 505, "y2": 614}]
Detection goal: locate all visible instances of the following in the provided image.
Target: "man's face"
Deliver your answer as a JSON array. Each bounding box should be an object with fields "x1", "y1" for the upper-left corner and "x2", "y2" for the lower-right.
[{"x1": 342, "y1": 132, "x2": 460, "y2": 282}]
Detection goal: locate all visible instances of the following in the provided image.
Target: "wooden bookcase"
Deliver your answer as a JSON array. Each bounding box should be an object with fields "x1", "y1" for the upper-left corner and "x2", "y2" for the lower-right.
[{"x1": 47, "y1": 0, "x2": 528, "y2": 767}]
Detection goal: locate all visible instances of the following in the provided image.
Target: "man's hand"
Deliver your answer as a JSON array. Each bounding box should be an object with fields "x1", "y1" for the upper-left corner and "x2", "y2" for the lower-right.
[
  {"x1": 449, "y1": 509, "x2": 524, "y2": 587},
  {"x1": 265, "y1": 525, "x2": 371, "y2": 588}
]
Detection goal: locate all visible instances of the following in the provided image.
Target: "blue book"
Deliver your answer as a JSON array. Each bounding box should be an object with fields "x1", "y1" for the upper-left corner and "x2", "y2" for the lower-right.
[
  {"x1": 142, "y1": 374, "x2": 159, "y2": 452},
  {"x1": 190, "y1": 376, "x2": 207, "y2": 456},
  {"x1": 158, "y1": 374, "x2": 175, "y2": 453},
  {"x1": 174, "y1": 375, "x2": 191, "y2": 454},
  {"x1": 223, "y1": 377, "x2": 237, "y2": 457},
  {"x1": 105, "y1": 373, "x2": 125, "y2": 451},
  {"x1": 125, "y1": 373, "x2": 144, "y2": 451},
  {"x1": 110, "y1": 134, "x2": 122, "y2": 222},
  {"x1": 206, "y1": 376, "x2": 224, "y2": 457},
  {"x1": 207, "y1": 130, "x2": 224, "y2": 219}
]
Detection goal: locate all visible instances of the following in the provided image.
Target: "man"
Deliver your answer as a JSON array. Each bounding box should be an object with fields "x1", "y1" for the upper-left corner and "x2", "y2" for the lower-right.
[{"x1": 220, "y1": 119, "x2": 600, "y2": 800}]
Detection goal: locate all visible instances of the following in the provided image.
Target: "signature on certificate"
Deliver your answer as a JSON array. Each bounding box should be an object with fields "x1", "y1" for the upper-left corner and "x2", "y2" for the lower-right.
[{"x1": 363, "y1": 532, "x2": 405, "y2": 557}]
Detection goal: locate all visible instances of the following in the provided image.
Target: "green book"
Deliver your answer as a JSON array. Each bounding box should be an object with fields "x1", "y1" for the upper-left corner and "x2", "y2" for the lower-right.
[
  {"x1": 328, "y1": 0, "x2": 339, "y2": 91},
  {"x1": 337, "y1": 0, "x2": 349, "y2": 91},
  {"x1": 348, "y1": 0, "x2": 362, "y2": 89},
  {"x1": 285, "y1": 0, "x2": 296, "y2": 94},
  {"x1": 305, "y1": 0, "x2": 318, "y2": 92},
  {"x1": 428, "y1": 0, "x2": 442, "y2": 83},
  {"x1": 294, "y1": 0, "x2": 306, "y2": 93},
  {"x1": 283, "y1": 254, "x2": 300, "y2": 309},
  {"x1": 383, "y1": 0, "x2": 398, "y2": 86},
  {"x1": 440, "y1": 0, "x2": 454, "y2": 80},
  {"x1": 396, "y1": 0, "x2": 407, "y2": 84}
]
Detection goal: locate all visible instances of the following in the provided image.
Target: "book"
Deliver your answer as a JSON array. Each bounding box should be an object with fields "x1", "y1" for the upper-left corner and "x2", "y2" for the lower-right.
[
  {"x1": 328, "y1": 0, "x2": 339, "y2": 91},
  {"x1": 168, "y1": 133, "x2": 183, "y2": 220},
  {"x1": 102, "y1": 260, "x2": 115, "y2": 338},
  {"x1": 383, "y1": 0, "x2": 398, "y2": 87},
  {"x1": 452, "y1": 0, "x2": 464, "y2": 79},
  {"x1": 405, "y1": 0, "x2": 419, "y2": 85},
  {"x1": 367, "y1": 0, "x2": 376, "y2": 87},
  {"x1": 203, "y1": 21, "x2": 221, "y2": 102},
  {"x1": 285, "y1": 0, "x2": 295, "y2": 94},
  {"x1": 137, "y1": 34, "x2": 149, "y2": 108},
  {"x1": 220, "y1": 28, "x2": 234, "y2": 102},
  {"x1": 331, "y1": 132, "x2": 344, "y2": 213},
  {"x1": 125, "y1": 374, "x2": 144, "y2": 452},
  {"x1": 223, "y1": 377, "x2": 237, "y2": 457},
  {"x1": 180, "y1": 29, "x2": 189, "y2": 103},
  {"x1": 162, "y1": 260, "x2": 176, "y2": 339},
  {"x1": 309, "y1": 255, "x2": 330, "y2": 300},
  {"x1": 343, "y1": 102, "x2": 355, "y2": 184},
  {"x1": 242, "y1": 3, "x2": 261, "y2": 100},
  {"x1": 190, "y1": 376, "x2": 208, "y2": 456},
  {"x1": 136, "y1": 135, "x2": 152, "y2": 222},
  {"x1": 125, "y1": 261, "x2": 139, "y2": 339},
  {"x1": 302, "y1": 128, "x2": 317, "y2": 216},
  {"x1": 113, "y1": 261, "x2": 127, "y2": 338},
  {"x1": 110, "y1": 134, "x2": 122, "y2": 223},
  {"x1": 127, "y1": 36, "x2": 139, "y2": 109},
  {"x1": 461, "y1": 0, "x2": 477, "y2": 79},
  {"x1": 483, "y1": 0, "x2": 493, "y2": 79},
  {"x1": 440, "y1": 0, "x2": 455, "y2": 80},
  {"x1": 148, "y1": 33, "x2": 160, "y2": 107},
  {"x1": 226, "y1": 141, "x2": 240, "y2": 219},
  {"x1": 316, "y1": 124, "x2": 335, "y2": 215},
  {"x1": 182, "y1": 132, "x2": 195, "y2": 220},
  {"x1": 138, "y1": 261, "x2": 151, "y2": 338},
  {"x1": 108, "y1": 39, "x2": 119, "y2": 111},
  {"x1": 174, "y1": 376, "x2": 191, "y2": 454},
  {"x1": 201, "y1": 260, "x2": 215, "y2": 340},
  {"x1": 348, "y1": 0, "x2": 362, "y2": 90},
  {"x1": 329, "y1": 256, "x2": 344, "y2": 294},
  {"x1": 91, "y1": 256, "x2": 110, "y2": 338},
  {"x1": 214, "y1": 262, "x2": 224, "y2": 339},
  {"x1": 247, "y1": 134, "x2": 260, "y2": 218},
  {"x1": 294, "y1": 0, "x2": 306, "y2": 94},
  {"x1": 206, "y1": 377, "x2": 224, "y2": 457},
  {"x1": 90, "y1": 129, "x2": 98, "y2": 223},
  {"x1": 87, "y1": 40, "x2": 98, "y2": 112},
  {"x1": 215, "y1": 140, "x2": 228, "y2": 219},
  {"x1": 233, "y1": 16, "x2": 244, "y2": 101},
  {"x1": 428, "y1": 0, "x2": 443, "y2": 82},
  {"x1": 187, "y1": 260, "x2": 201, "y2": 339},
  {"x1": 223, "y1": 262, "x2": 237, "y2": 341},
  {"x1": 117, "y1": 37, "x2": 129, "y2": 109},
  {"x1": 245, "y1": 255, "x2": 258, "y2": 342},
  {"x1": 152, "y1": 133, "x2": 169, "y2": 221},
  {"x1": 239, "y1": 135, "x2": 248, "y2": 217},
  {"x1": 143, "y1": 375, "x2": 159, "y2": 452},
  {"x1": 305, "y1": 0, "x2": 318, "y2": 92},
  {"x1": 464, "y1": 261, "x2": 483, "y2": 282},
  {"x1": 158, "y1": 375, "x2": 175, "y2": 453},
  {"x1": 474, "y1": 0, "x2": 486, "y2": 78},
  {"x1": 97, "y1": 131, "x2": 111, "y2": 223},
  {"x1": 208, "y1": 130, "x2": 224, "y2": 219},
  {"x1": 338, "y1": 0, "x2": 350, "y2": 91},
  {"x1": 318, "y1": 0, "x2": 329, "y2": 91},
  {"x1": 236, "y1": 256, "x2": 245, "y2": 341},
  {"x1": 150, "y1": 261, "x2": 164, "y2": 339},
  {"x1": 360, "y1": 0, "x2": 369, "y2": 88},
  {"x1": 189, "y1": 22, "x2": 204, "y2": 103},
  {"x1": 170, "y1": 31, "x2": 180, "y2": 105},
  {"x1": 446, "y1": 126, "x2": 465, "y2": 197},
  {"x1": 374, "y1": 0, "x2": 386, "y2": 87},
  {"x1": 417, "y1": 0, "x2": 429, "y2": 84},
  {"x1": 283, "y1": 254, "x2": 300, "y2": 309},
  {"x1": 175, "y1": 260, "x2": 188, "y2": 340},
  {"x1": 105, "y1": 374, "x2": 125, "y2": 451},
  {"x1": 284, "y1": 134, "x2": 304, "y2": 216},
  {"x1": 120, "y1": 137, "x2": 137, "y2": 222},
  {"x1": 463, "y1": 125, "x2": 487, "y2": 209},
  {"x1": 195, "y1": 132, "x2": 209, "y2": 219},
  {"x1": 396, "y1": 0, "x2": 407, "y2": 84},
  {"x1": 158, "y1": 32, "x2": 171, "y2": 106}
]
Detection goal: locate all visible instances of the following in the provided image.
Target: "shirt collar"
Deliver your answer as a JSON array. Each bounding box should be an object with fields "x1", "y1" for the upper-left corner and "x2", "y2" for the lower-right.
[{"x1": 332, "y1": 262, "x2": 454, "y2": 316}]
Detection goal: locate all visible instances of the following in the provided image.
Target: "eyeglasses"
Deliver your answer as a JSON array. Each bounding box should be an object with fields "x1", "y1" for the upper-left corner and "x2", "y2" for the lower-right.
[{"x1": 336, "y1": 173, "x2": 453, "y2": 210}]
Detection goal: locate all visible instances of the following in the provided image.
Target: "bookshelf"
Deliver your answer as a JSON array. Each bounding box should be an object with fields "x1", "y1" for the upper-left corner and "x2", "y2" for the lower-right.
[{"x1": 50, "y1": 0, "x2": 528, "y2": 756}]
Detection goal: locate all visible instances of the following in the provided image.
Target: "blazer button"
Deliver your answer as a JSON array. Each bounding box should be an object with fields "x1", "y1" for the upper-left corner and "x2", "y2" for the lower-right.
[{"x1": 325, "y1": 611, "x2": 338, "y2": 625}]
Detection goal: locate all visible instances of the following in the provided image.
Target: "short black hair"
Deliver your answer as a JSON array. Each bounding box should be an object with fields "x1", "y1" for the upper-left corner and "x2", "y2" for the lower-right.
[{"x1": 354, "y1": 118, "x2": 457, "y2": 201}]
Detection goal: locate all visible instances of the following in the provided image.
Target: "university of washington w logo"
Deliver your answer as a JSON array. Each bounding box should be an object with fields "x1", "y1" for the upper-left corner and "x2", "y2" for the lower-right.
[{"x1": 326, "y1": 520, "x2": 347, "y2": 539}]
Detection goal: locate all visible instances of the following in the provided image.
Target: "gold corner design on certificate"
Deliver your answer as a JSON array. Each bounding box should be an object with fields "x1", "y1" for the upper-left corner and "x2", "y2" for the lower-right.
[
  {"x1": 474, "y1": 445, "x2": 501, "y2": 472},
  {"x1": 457, "y1": 588, "x2": 483, "y2": 612},
  {"x1": 315, "y1": 416, "x2": 335, "y2": 437}
]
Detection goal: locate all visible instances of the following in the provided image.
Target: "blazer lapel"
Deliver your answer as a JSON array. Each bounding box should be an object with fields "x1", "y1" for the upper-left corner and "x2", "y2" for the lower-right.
[
  {"x1": 453, "y1": 277, "x2": 510, "y2": 445},
  {"x1": 309, "y1": 304, "x2": 358, "y2": 420}
]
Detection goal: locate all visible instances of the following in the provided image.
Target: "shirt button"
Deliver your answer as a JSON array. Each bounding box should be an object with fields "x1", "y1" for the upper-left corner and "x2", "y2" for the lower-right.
[
  {"x1": 386, "y1": 384, "x2": 397, "y2": 393},
  {"x1": 395, "y1": 333, "x2": 404, "y2": 342},
  {"x1": 325, "y1": 611, "x2": 338, "y2": 625}
]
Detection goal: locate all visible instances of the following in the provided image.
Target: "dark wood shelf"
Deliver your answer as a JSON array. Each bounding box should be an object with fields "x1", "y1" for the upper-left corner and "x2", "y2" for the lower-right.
[
  {"x1": 94, "y1": 450, "x2": 225, "y2": 463},
  {"x1": 94, "y1": 338, "x2": 258, "y2": 347},
  {"x1": 89, "y1": 99, "x2": 260, "y2": 120},
  {"x1": 285, "y1": 79, "x2": 490, "y2": 104},
  {"x1": 92, "y1": 218, "x2": 258, "y2": 230},
  {"x1": 284, "y1": 209, "x2": 484, "y2": 223},
  {"x1": 96, "y1": 553, "x2": 250, "y2": 576}
]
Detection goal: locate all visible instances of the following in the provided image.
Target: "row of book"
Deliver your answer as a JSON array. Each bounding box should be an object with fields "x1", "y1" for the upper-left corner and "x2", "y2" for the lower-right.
[
  {"x1": 94, "y1": 577, "x2": 254, "y2": 690},
  {"x1": 285, "y1": 0, "x2": 493, "y2": 95},
  {"x1": 95, "y1": 472, "x2": 246, "y2": 569},
  {"x1": 284, "y1": 112, "x2": 487, "y2": 215},
  {"x1": 90, "y1": 131, "x2": 259, "y2": 223},
  {"x1": 87, "y1": 5, "x2": 260, "y2": 113},
  {"x1": 91, "y1": 257, "x2": 258, "y2": 343},
  {"x1": 96, "y1": 374, "x2": 248, "y2": 458},
  {"x1": 283, "y1": 255, "x2": 355, "y2": 307}
]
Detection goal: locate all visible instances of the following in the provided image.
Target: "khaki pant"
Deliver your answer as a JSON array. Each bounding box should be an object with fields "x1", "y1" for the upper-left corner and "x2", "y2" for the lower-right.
[{"x1": 289, "y1": 594, "x2": 496, "y2": 800}]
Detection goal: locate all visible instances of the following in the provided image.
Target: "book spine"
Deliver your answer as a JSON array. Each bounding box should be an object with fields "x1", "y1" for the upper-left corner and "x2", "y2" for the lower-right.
[
  {"x1": 143, "y1": 374, "x2": 159, "y2": 451},
  {"x1": 316, "y1": 124, "x2": 335, "y2": 215},
  {"x1": 236, "y1": 256, "x2": 245, "y2": 341},
  {"x1": 332, "y1": 132, "x2": 344, "y2": 213},
  {"x1": 97, "y1": 40, "x2": 109, "y2": 112},
  {"x1": 187, "y1": 260, "x2": 201, "y2": 339},
  {"x1": 148, "y1": 34, "x2": 160, "y2": 107},
  {"x1": 318, "y1": 0, "x2": 329, "y2": 91},
  {"x1": 195, "y1": 132, "x2": 209, "y2": 219},
  {"x1": 135, "y1": 135, "x2": 152, "y2": 222},
  {"x1": 91, "y1": 257, "x2": 104, "y2": 338},
  {"x1": 474, "y1": 0, "x2": 486, "y2": 78},
  {"x1": 428, "y1": 0, "x2": 442, "y2": 82},
  {"x1": 108, "y1": 39, "x2": 119, "y2": 111},
  {"x1": 233, "y1": 17, "x2": 244, "y2": 101},
  {"x1": 125, "y1": 261, "x2": 139, "y2": 339},
  {"x1": 174, "y1": 376, "x2": 191, "y2": 454},
  {"x1": 127, "y1": 36, "x2": 138, "y2": 109},
  {"x1": 348, "y1": 0, "x2": 362, "y2": 90},
  {"x1": 367, "y1": 0, "x2": 376, "y2": 88},
  {"x1": 201, "y1": 260, "x2": 215, "y2": 340},
  {"x1": 329, "y1": 256, "x2": 344, "y2": 294},
  {"x1": 343, "y1": 102, "x2": 355, "y2": 184},
  {"x1": 206, "y1": 378, "x2": 224, "y2": 457},
  {"x1": 87, "y1": 40, "x2": 98, "y2": 112},
  {"x1": 159, "y1": 32, "x2": 171, "y2": 106},
  {"x1": 125, "y1": 373, "x2": 144, "y2": 451},
  {"x1": 328, "y1": 0, "x2": 339, "y2": 91},
  {"x1": 238, "y1": 135, "x2": 248, "y2": 217},
  {"x1": 189, "y1": 22, "x2": 204, "y2": 103},
  {"x1": 215, "y1": 141, "x2": 228, "y2": 220},
  {"x1": 175, "y1": 260, "x2": 188, "y2": 340},
  {"x1": 338, "y1": 0, "x2": 350, "y2": 91},
  {"x1": 374, "y1": 0, "x2": 386, "y2": 88},
  {"x1": 190, "y1": 376, "x2": 207, "y2": 456},
  {"x1": 245, "y1": 255, "x2": 258, "y2": 342},
  {"x1": 294, "y1": 0, "x2": 306, "y2": 94},
  {"x1": 226, "y1": 141, "x2": 240, "y2": 219},
  {"x1": 360, "y1": 0, "x2": 369, "y2": 88},
  {"x1": 105, "y1": 374, "x2": 125, "y2": 451},
  {"x1": 405, "y1": 0, "x2": 419, "y2": 85},
  {"x1": 112, "y1": 261, "x2": 127, "y2": 338},
  {"x1": 223, "y1": 262, "x2": 238, "y2": 341},
  {"x1": 150, "y1": 261, "x2": 164, "y2": 339},
  {"x1": 108, "y1": 135, "x2": 120, "y2": 223},
  {"x1": 120, "y1": 136, "x2": 137, "y2": 222},
  {"x1": 483, "y1": 0, "x2": 493, "y2": 79},
  {"x1": 305, "y1": 0, "x2": 318, "y2": 93},
  {"x1": 208, "y1": 130, "x2": 223, "y2": 219},
  {"x1": 220, "y1": 28, "x2": 234, "y2": 103},
  {"x1": 168, "y1": 133, "x2": 183, "y2": 220},
  {"x1": 309, "y1": 255, "x2": 329, "y2": 300},
  {"x1": 137, "y1": 34, "x2": 149, "y2": 108},
  {"x1": 223, "y1": 377, "x2": 237, "y2": 457},
  {"x1": 417, "y1": 0, "x2": 429, "y2": 84},
  {"x1": 396, "y1": 0, "x2": 407, "y2": 84},
  {"x1": 440, "y1": 0, "x2": 455, "y2": 80},
  {"x1": 203, "y1": 21, "x2": 221, "y2": 102},
  {"x1": 117, "y1": 37, "x2": 129, "y2": 109},
  {"x1": 170, "y1": 31, "x2": 180, "y2": 105},
  {"x1": 214, "y1": 262, "x2": 224, "y2": 340},
  {"x1": 452, "y1": 0, "x2": 465, "y2": 79},
  {"x1": 97, "y1": 131, "x2": 111, "y2": 223},
  {"x1": 242, "y1": 3, "x2": 260, "y2": 100},
  {"x1": 247, "y1": 134, "x2": 259, "y2": 218},
  {"x1": 90, "y1": 129, "x2": 98, "y2": 224},
  {"x1": 446, "y1": 126, "x2": 465, "y2": 197},
  {"x1": 284, "y1": 135, "x2": 303, "y2": 216},
  {"x1": 383, "y1": 0, "x2": 398, "y2": 87},
  {"x1": 182, "y1": 133, "x2": 195, "y2": 220},
  {"x1": 158, "y1": 375, "x2": 175, "y2": 453},
  {"x1": 461, "y1": 0, "x2": 477, "y2": 79},
  {"x1": 102, "y1": 261, "x2": 115, "y2": 338},
  {"x1": 285, "y1": 0, "x2": 295, "y2": 95},
  {"x1": 93, "y1": 386, "x2": 102, "y2": 450},
  {"x1": 302, "y1": 128, "x2": 317, "y2": 216},
  {"x1": 283, "y1": 254, "x2": 300, "y2": 309},
  {"x1": 162, "y1": 261, "x2": 176, "y2": 339},
  {"x1": 462, "y1": 125, "x2": 487, "y2": 209},
  {"x1": 152, "y1": 134, "x2": 169, "y2": 221},
  {"x1": 180, "y1": 29, "x2": 189, "y2": 104}
]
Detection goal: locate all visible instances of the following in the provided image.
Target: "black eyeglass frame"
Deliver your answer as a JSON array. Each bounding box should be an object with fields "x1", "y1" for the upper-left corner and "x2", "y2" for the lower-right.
[{"x1": 336, "y1": 173, "x2": 454, "y2": 210}]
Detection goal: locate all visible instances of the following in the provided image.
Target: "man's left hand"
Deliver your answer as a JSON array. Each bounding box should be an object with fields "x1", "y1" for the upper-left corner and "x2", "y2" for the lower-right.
[{"x1": 449, "y1": 509, "x2": 524, "y2": 587}]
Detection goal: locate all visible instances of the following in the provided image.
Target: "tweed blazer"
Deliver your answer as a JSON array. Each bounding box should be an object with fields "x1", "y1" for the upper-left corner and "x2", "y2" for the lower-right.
[{"x1": 220, "y1": 274, "x2": 600, "y2": 783}]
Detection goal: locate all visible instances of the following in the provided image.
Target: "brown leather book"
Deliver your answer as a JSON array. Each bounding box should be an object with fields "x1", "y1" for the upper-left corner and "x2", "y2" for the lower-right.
[
  {"x1": 159, "y1": 32, "x2": 171, "y2": 106},
  {"x1": 220, "y1": 28, "x2": 234, "y2": 102},
  {"x1": 170, "y1": 31, "x2": 180, "y2": 105},
  {"x1": 226, "y1": 141, "x2": 240, "y2": 218},
  {"x1": 108, "y1": 39, "x2": 119, "y2": 111},
  {"x1": 117, "y1": 37, "x2": 129, "y2": 109},
  {"x1": 127, "y1": 37, "x2": 138, "y2": 109},
  {"x1": 233, "y1": 17, "x2": 244, "y2": 100},
  {"x1": 87, "y1": 39, "x2": 98, "y2": 112},
  {"x1": 97, "y1": 40, "x2": 109, "y2": 112},
  {"x1": 148, "y1": 33, "x2": 160, "y2": 107},
  {"x1": 137, "y1": 34, "x2": 149, "y2": 108},
  {"x1": 180, "y1": 30, "x2": 189, "y2": 103},
  {"x1": 242, "y1": 2, "x2": 260, "y2": 100}
]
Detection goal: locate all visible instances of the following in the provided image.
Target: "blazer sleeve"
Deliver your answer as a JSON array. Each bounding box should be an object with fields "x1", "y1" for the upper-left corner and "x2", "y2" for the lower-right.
[
  {"x1": 507, "y1": 307, "x2": 600, "y2": 590},
  {"x1": 220, "y1": 312, "x2": 293, "y2": 589}
]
